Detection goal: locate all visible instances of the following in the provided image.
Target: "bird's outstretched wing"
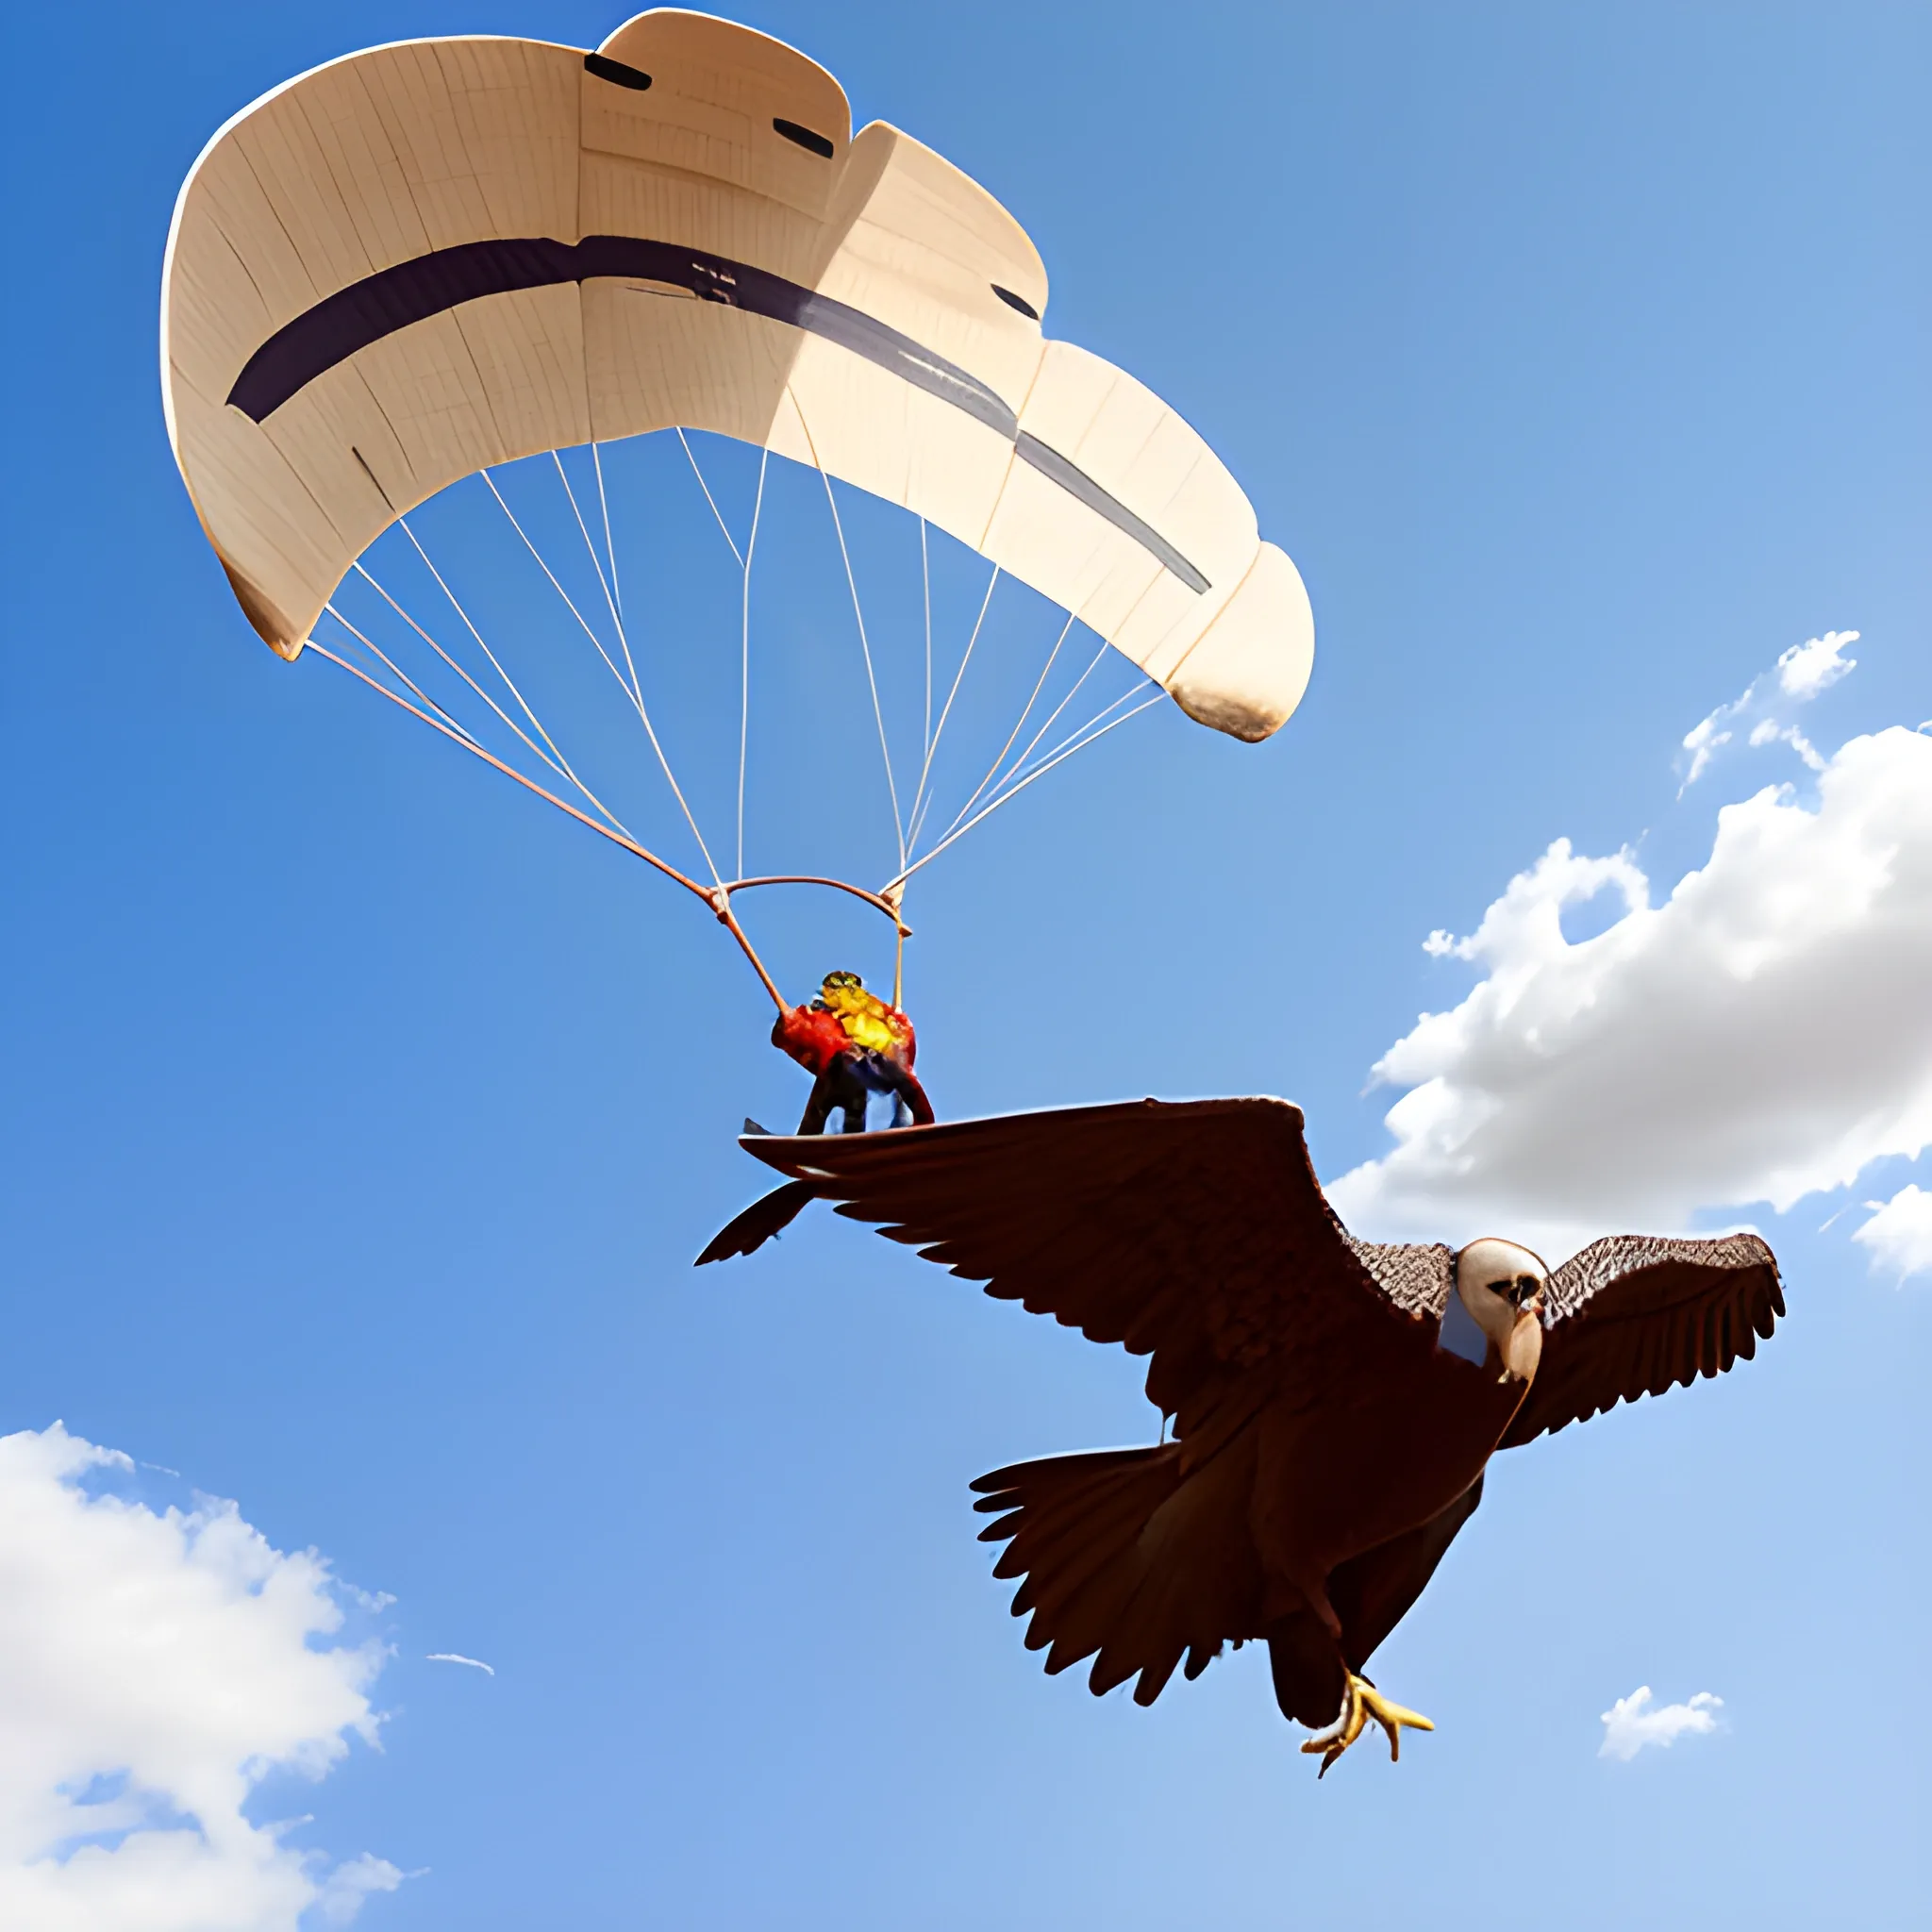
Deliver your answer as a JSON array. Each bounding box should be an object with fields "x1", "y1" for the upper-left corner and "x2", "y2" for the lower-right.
[
  {"x1": 1499, "y1": 1233, "x2": 1782, "y2": 1447},
  {"x1": 741, "y1": 1098, "x2": 1439, "y2": 1429}
]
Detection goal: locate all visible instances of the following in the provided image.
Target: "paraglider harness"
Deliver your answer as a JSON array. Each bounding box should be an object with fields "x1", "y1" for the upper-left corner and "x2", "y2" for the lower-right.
[{"x1": 773, "y1": 971, "x2": 934, "y2": 1134}]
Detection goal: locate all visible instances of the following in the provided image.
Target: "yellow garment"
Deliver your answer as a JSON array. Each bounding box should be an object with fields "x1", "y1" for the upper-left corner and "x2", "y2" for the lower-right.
[{"x1": 818, "y1": 972, "x2": 906, "y2": 1057}]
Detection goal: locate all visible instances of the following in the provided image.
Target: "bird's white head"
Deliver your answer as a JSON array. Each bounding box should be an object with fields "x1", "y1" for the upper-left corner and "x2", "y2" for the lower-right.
[{"x1": 1454, "y1": 1238, "x2": 1549, "y2": 1383}]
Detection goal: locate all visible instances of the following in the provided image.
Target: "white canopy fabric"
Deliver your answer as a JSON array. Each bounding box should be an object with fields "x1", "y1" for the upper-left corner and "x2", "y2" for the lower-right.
[{"x1": 162, "y1": 8, "x2": 1313, "y2": 741}]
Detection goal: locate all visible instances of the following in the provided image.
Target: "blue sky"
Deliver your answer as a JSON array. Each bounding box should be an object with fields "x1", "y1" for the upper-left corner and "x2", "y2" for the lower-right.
[{"x1": 2, "y1": 3, "x2": 1928, "y2": 1926}]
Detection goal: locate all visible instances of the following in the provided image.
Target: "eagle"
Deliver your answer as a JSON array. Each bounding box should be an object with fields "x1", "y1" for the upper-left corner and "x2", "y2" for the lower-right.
[{"x1": 720, "y1": 1097, "x2": 1782, "y2": 1774}]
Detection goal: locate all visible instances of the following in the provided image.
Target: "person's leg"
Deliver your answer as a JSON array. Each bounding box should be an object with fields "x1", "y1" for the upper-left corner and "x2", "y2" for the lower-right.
[
  {"x1": 815, "y1": 1055, "x2": 867, "y2": 1134},
  {"x1": 886, "y1": 1063, "x2": 935, "y2": 1126},
  {"x1": 796, "y1": 1068, "x2": 839, "y2": 1135}
]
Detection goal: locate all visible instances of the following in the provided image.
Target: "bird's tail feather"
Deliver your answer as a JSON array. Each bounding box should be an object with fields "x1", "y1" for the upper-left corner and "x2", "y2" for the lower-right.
[{"x1": 971, "y1": 1441, "x2": 1260, "y2": 1707}]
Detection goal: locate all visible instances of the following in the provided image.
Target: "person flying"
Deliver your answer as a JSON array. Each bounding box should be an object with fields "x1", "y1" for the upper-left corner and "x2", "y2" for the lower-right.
[{"x1": 771, "y1": 970, "x2": 934, "y2": 1135}]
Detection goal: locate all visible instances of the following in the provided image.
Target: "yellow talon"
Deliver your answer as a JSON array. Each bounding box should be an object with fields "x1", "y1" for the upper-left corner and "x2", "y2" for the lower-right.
[{"x1": 1300, "y1": 1673, "x2": 1435, "y2": 1776}]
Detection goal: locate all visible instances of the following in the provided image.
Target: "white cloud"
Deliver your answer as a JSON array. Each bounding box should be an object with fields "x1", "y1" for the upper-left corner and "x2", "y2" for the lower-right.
[
  {"x1": 1853, "y1": 1184, "x2": 1932, "y2": 1281},
  {"x1": 0, "y1": 1423, "x2": 402, "y2": 1932},
  {"x1": 312, "y1": 1855, "x2": 408, "y2": 1927},
  {"x1": 1679, "y1": 629, "x2": 1857, "y2": 790},
  {"x1": 1678, "y1": 717, "x2": 1731, "y2": 790},
  {"x1": 1748, "y1": 718, "x2": 1824, "y2": 772},
  {"x1": 1776, "y1": 629, "x2": 1858, "y2": 700},
  {"x1": 1599, "y1": 1687, "x2": 1723, "y2": 1761},
  {"x1": 1329, "y1": 724, "x2": 1932, "y2": 1258},
  {"x1": 425, "y1": 1654, "x2": 494, "y2": 1675}
]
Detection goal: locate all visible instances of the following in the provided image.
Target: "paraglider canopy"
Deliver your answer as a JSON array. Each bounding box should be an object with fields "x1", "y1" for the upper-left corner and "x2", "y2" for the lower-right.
[{"x1": 162, "y1": 7, "x2": 1312, "y2": 742}]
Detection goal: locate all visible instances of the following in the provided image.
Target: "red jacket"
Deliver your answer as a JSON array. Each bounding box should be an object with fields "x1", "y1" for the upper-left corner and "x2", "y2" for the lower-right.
[{"x1": 772, "y1": 1002, "x2": 918, "y2": 1075}]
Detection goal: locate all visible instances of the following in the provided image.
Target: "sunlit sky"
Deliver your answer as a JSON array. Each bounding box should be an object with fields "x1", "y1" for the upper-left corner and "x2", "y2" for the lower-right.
[{"x1": 2, "y1": 3, "x2": 1927, "y2": 1926}]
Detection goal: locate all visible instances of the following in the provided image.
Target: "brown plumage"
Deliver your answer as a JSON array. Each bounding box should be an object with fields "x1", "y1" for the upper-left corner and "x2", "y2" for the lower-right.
[{"x1": 740, "y1": 1097, "x2": 1782, "y2": 1769}]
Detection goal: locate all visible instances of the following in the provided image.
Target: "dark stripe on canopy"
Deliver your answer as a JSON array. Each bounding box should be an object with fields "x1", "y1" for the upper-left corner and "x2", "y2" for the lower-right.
[{"x1": 225, "y1": 236, "x2": 1210, "y2": 593}]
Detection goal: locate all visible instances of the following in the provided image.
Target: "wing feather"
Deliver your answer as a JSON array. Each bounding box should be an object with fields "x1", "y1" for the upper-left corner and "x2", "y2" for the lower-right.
[
  {"x1": 748, "y1": 1098, "x2": 1435, "y2": 1427},
  {"x1": 1500, "y1": 1233, "x2": 1782, "y2": 1446}
]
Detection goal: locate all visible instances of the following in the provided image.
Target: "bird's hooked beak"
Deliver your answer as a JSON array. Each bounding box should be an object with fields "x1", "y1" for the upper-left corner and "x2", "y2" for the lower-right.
[{"x1": 1454, "y1": 1238, "x2": 1550, "y2": 1384}]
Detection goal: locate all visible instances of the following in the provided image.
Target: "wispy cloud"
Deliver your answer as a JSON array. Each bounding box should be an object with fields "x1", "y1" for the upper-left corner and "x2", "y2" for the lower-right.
[
  {"x1": 0, "y1": 1422, "x2": 402, "y2": 1929},
  {"x1": 1854, "y1": 1184, "x2": 1932, "y2": 1282},
  {"x1": 425, "y1": 1653, "x2": 495, "y2": 1675},
  {"x1": 1678, "y1": 630, "x2": 1857, "y2": 791},
  {"x1": 1774, "y1": 631, "x2": 1860, "y2": 700},
  {"x1": 1330, "y1": 689, "x2": 1932, "y2": 1259},
  {"x1": 315, "y1": 1852, "x2": 411, "y2": 1926},
  {"x1": 1746, "y1": 716, "x2": 1824, "y2": 772},
  {"x1": 1599, "y1": 1686, "x2": 1724, "y2": 1761}
]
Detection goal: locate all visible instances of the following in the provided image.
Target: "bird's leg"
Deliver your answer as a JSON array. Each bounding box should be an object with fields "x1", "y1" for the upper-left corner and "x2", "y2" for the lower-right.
[{"x1": 1300, "y1": 1673, "x2": 1434, "y2": 1777}]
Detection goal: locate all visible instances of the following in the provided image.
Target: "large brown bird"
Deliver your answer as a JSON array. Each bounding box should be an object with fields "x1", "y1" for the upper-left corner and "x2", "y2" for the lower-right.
[{"x1": 731, "y1": 1096, "x2": 1782, "y2": 1773}]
